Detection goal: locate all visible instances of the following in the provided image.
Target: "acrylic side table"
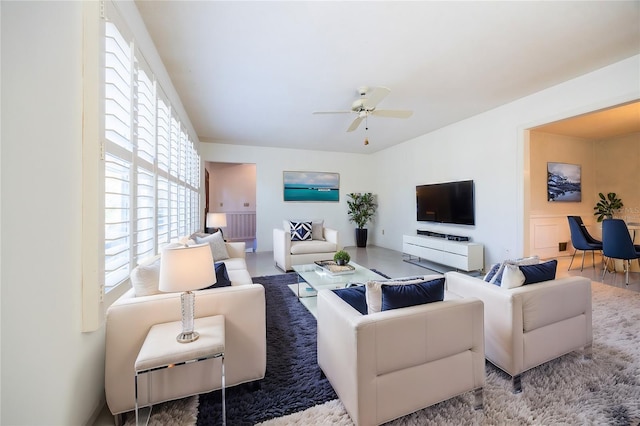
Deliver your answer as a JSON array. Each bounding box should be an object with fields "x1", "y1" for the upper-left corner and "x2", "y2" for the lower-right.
[{"x1": 134, "y1": 315, "x2": 226, "y2": 425}]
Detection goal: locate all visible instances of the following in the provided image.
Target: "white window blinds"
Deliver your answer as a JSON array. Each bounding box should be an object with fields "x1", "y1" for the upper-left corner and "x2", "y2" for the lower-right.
[{"x1": 102, "y1": 21, "x2": 201, "y2": 292}]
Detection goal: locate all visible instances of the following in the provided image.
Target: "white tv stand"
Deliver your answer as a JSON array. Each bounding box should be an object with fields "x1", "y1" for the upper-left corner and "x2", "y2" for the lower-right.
[{"x1": 402, "y1": 234, "x2": 484, "y2": 272}]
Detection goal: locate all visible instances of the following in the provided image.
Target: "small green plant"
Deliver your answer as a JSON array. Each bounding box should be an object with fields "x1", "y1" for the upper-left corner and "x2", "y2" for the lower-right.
[
  {"x1": 333, "y1": 250, "x2": 351, "y2": 265},
  {"x1": 593, "y1": 192, "x2": 623, "y2": 222}
]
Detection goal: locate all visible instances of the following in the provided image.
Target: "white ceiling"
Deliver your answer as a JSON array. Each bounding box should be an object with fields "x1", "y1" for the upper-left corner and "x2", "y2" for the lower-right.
[{"x1": 135, "y1": 1, "x2": 640, "y2": 153}]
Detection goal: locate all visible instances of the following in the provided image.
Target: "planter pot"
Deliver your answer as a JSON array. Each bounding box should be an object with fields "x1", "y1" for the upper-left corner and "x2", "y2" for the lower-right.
[
  {"x1": 355, "y1": 228, "x2": 368, "y2": 248},
  {"x1": 335, "y1": 259, "x2": 346, "y2": 266}
]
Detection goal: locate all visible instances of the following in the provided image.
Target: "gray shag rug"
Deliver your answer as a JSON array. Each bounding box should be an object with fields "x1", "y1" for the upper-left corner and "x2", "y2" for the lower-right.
[{"x1": 129, "y1": 280, "x2": 640, "y2": 426}]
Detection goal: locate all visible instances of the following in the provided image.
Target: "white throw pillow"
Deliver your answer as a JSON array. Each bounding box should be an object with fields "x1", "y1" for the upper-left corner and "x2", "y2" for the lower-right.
[
  {"x1": 130, "y1": 258, "x2": 162, "y2": 297},
  {"x1": 195, "y1": 231, "x2": 230, "y2": 261},
  {"x1": 500, "y1": 264, "x2": 526, "y2": 289}
]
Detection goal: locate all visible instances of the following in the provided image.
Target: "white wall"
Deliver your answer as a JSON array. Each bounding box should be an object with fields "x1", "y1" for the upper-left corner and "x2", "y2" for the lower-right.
[
  {"x1": 199, "y1": 143, "x2": 373, "y2": 250},
  {"x1": 206, "y1": 162, "x2": 257, "y2": 213},
  {"x1": 1, "y1": 2, "x2": 105, "y2": 424},
  {"x1": 371, "y1": 55, "x2": 639, "y2": 267}
]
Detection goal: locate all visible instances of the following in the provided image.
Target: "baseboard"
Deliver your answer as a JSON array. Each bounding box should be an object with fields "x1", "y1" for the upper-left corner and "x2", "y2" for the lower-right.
[{"x1": 85, "y1": 396, "x2": 108, "y2": 426}]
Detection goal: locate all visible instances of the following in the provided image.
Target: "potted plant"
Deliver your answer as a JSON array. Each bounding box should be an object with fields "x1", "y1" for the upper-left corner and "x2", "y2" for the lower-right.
[
  {"x1": 346, "y1": 192, "x2": 377, "y2": 247},
  {"x1": 593, "y1": 192, "x2": 623, "y2": 222},
  {"x1": 333, "y1": 250, "x2": 351, "y2": 266}
]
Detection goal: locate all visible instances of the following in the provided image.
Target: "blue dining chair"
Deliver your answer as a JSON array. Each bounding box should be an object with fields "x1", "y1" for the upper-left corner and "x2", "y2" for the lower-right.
[
  {"x1": 602, "y1": 219, "x2": 640, "y2": 285},
  {"x1": 567, "y1": 216, "x2": 603, "y2": 271}
]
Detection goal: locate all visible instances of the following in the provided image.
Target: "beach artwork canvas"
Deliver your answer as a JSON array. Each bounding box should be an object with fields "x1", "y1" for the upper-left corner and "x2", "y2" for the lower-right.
[
  {"x1": 547, "y1": 162, "x2": 581, "y2": 202},
  {"x1": 283, "y1": 171, "x2": 339, "y2": 202}
]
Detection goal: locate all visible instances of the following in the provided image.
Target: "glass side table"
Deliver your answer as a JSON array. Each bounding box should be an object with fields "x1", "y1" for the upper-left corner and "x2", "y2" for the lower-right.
[{"x1": 134, "y1": 315, "x2": 226, "y2": 426}]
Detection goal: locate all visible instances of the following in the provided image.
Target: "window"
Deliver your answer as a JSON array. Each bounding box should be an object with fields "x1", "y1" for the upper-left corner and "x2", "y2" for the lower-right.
[{"x1": 102, "y1": 20, "x2": 201, "y2": 293}]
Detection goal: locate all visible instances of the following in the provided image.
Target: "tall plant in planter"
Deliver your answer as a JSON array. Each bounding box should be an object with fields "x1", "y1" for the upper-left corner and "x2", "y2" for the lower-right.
[{"x1": 346, "y1": 192, "x2": 377, "y2": 247}]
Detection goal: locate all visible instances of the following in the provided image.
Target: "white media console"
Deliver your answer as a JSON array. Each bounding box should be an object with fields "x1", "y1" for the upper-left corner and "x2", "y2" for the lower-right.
[{"x1": 402, "y1": 234, "x2": 484, "y2": 272}]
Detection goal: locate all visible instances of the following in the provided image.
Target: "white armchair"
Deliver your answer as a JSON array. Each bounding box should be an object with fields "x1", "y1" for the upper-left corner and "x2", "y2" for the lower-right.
[
  {"x1": 445, "y1": 272, "x2": 592, "y2": 392},
  {"x1": 273, "y1": 225, "x2": 339, "y2": 271},
  {"x1": 317, "y1": 289, "x2": 485, "y2": 426}
]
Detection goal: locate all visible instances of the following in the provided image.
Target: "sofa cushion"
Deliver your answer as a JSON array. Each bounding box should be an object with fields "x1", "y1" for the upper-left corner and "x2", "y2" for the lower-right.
[
  {"x1": 521, "y1": 260, "x2": 558, "y2": 285},
  {"x1": 365, "y1": 274, "x2": 443, "y2": 314},
  {"x1": 290, "y1": 240, "x2": 337, "y2": 255},
  {"x1": 130, "y1": 257, "x2": 162, "y2": 297},
  {"x1": 333, "y1": 286, "x2": 367, "y2": 315},
  {"x1": 381, "y1": 278, "x2": 445, "y2": 311},
  {"x1": 290, "y1": 221, "x2": 313, "y2": 241},
  {"x1": 195, "y1": 231, "x2": 230, "y2": 261}
]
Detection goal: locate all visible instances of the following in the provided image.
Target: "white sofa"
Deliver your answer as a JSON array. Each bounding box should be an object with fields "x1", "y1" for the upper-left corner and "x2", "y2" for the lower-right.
[
  {"x1": 105, "y1": 241, "x2": 266, "y2": 419},
  {"x1": 445, "y1": 271, "x2": 592, "y2": 392},
  {"x1": 317, "y1": 288, "x2": 485, "y2": 426},
  {"x1": 273, "y1": 225, "x2": 339, "y2": 271}
]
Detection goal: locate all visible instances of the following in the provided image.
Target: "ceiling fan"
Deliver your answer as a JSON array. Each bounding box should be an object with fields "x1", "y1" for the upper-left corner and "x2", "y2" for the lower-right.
[{"x1": 313, "y1": 86, "x2": 413, "y2": 132}]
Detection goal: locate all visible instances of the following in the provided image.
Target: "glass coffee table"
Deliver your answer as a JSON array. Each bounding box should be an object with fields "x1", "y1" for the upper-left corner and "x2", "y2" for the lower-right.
[{"x1": 292, "y1": 262, "x2": 386, "y2": 316}]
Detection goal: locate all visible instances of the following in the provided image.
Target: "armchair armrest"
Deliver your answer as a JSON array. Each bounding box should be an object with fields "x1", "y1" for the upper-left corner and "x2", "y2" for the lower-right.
[
  {"x1": 323, "y1": 227, "x2": 339, "y2": 248},
  {"x1": 273, "y1": 228, "x2": 292, "y2": 271}
]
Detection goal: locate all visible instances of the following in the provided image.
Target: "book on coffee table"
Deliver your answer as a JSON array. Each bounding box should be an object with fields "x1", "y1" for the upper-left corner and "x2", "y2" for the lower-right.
[{"x1": 314, "y1": 260, "x2": 356, "y2": 275}]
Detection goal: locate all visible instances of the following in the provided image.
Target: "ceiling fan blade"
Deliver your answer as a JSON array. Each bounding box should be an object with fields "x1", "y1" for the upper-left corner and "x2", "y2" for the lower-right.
[
  {"x1": 362, "y1": 86, "x2": 391, "y2": 109},
  {"x1": 313, "y1": 110, "x2": 352, "y2": 114},
  {"x1": 372, "y1": 109, "x2": 413, "y2": 118},
  {"x1": 347, "y1": 116, "x2": 364, "y2": 132}
]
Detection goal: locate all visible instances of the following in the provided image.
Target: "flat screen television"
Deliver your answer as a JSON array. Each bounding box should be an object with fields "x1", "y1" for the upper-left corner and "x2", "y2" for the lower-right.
[{"x1": 416, "y1": 180, "x2": 475, "y2": 225}]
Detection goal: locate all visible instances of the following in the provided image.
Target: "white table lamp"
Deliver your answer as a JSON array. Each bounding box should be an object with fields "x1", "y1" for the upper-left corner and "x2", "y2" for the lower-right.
[
  {"x1": 206, "y1": 212, "x2": 228, "y2": 236},
  {"x1": 159, "y1": 243, "x2": 216, "y2": 343}
]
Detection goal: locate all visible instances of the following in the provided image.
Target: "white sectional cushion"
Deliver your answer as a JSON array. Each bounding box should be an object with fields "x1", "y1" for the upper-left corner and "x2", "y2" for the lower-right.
[{"x1": 290, "y1": 240, "x2": 337, "y2": 255}]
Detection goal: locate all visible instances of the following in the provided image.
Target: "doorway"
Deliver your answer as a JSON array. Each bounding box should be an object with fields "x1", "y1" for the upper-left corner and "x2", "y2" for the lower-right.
[
  {"x1": 205, "y1": 162, "x2": 257, "y2": 251},
  {"x1": 523, "y1": 101, "x2": 640, "y2": 259}
]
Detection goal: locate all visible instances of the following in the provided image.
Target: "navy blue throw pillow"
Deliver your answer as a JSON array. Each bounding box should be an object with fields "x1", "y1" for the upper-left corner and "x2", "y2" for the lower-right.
[
  {"x1": 521, "y1": 260, "x2": 557, "y2": 285},
  {"x1": 333, "y1": 286, "x2": 367, "y2": 315},
  {"x1": 381, "y1": 278, "x2": 445, "y2": 311},
  {"x1": 205, "y1": 262, "x2": 232, "y2": 289}
]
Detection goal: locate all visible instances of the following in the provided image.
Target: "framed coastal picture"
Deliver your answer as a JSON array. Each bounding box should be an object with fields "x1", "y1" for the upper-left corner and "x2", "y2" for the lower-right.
[
  {"x1": 547, "y1": 162, "x2": 581, "y2": 202},
  {"x1": 283, "y1": 171, "x2": 340, "y2": 202}
]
